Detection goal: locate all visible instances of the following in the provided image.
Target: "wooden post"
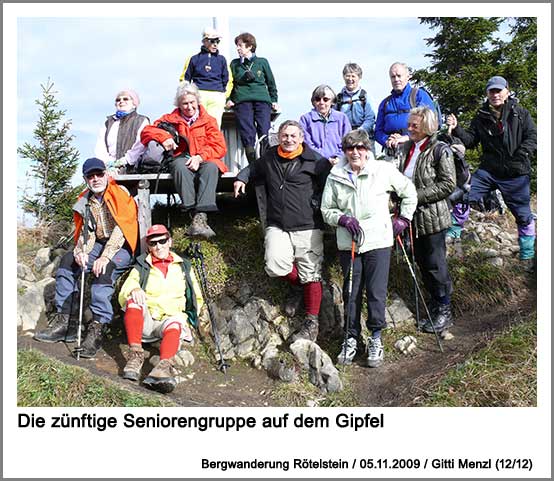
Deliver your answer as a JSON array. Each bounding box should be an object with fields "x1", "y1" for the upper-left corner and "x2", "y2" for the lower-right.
[{"x1": 137, "y1": 179, "x2": 152, "y2": 254}]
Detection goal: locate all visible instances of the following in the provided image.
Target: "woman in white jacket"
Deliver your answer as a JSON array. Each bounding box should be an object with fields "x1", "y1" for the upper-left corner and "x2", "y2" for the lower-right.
[{"x1": 321, "y1": 130, "x2": 417, "y2": 367}]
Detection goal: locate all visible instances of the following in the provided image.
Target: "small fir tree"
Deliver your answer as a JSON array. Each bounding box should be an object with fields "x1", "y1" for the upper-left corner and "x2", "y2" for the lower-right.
[{"x1": 18, "y1": 79, "x2": 81, "y2": 224}]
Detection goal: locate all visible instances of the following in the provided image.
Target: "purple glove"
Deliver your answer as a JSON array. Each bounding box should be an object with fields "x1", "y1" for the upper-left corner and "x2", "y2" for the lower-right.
[
  {"x1": 338, "y1": 215, "x2": 361, "y2": 237},
  {"x1": 392, "y1": 216, "x2": 411, "y2": 238}
]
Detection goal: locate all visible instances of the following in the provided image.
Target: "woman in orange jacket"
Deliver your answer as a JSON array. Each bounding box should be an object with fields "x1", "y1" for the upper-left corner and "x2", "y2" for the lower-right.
[{"x1": 141, "y1": 81, "x2": 227, "y2": 239}]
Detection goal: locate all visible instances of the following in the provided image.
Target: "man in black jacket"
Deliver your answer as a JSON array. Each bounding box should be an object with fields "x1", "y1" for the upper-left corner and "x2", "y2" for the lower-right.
[
  {"x1": 234, "y1": 120, "x2": 331, "y2": 342},
  {"x1": 447, "y1": 76, "x2": 537, "y2": 269}
]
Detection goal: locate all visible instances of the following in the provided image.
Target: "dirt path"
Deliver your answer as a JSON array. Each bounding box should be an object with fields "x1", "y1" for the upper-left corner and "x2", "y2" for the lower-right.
[{"x1": 18, "y1": 284, "x2": 535, "y2": 407}]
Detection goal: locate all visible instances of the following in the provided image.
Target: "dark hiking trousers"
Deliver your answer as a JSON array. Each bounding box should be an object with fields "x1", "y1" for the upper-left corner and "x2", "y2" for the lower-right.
[
  {"x1": 170, "y1": 156, "x2": 219, "y2": 212},
  {"x1": 414, "y1": 229, "x2": 453, "y2": 301},
  {"x1": 339, "y1": 247, "x2": 391, "y2": 338},
  {"x1": 234, "y1": 101, "x2": 271, "y2": 148}
]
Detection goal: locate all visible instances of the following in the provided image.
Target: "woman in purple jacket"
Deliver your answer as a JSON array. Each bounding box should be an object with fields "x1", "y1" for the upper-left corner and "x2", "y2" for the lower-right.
[{"x1": 299, "y1": 85, "x2": 352, "y2": 165}]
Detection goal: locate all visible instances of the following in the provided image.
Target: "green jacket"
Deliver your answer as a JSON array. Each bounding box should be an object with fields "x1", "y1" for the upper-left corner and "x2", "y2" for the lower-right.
[
  {"x1": 321, "y1": 156, "x2": 417, "y2": 253},
  {"x1": 398, "y1": 133, "x2": 456, "y2": 236},
  {"x1": 229, "y1": 56, "x2": 278, "y2": 104}
]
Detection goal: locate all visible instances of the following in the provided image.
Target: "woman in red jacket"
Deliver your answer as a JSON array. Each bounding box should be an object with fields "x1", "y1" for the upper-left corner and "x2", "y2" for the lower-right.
[{"x1": 141, "y1": 81, "x2": 227, "y2": 238}]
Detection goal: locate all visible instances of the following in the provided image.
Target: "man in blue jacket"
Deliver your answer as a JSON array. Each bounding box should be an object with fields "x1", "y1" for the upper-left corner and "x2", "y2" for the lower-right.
[
  {"x1": 179, "y1": 27, "x2": 231, "y2": 128},
  {"x1": 375, "y1": 62, "x2": 435, "y2": 153}
]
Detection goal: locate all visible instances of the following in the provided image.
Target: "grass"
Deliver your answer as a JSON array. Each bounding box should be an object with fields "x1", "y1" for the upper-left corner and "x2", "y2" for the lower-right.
[
  {"x1": 418, "y1": 312, "x2": 537, "y2": 407},
  {"x1": 17, "y1": 349, "x2": 175, "y2": 407}
]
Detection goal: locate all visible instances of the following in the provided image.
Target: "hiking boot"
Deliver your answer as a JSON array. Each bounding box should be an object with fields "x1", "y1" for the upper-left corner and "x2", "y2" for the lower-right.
[
  {"x1": 421, "y1": 304, "x2": 454, "y2": 334},
  {"x1": 186, "y1": 212, "x2": 216, "y2": 239},
  {"x1": 123, "y1": 346, "x2": 145, "y2": 381},
  {"x1": 366, "y1": 337, "x2": 384, "y2": 368},
  {"x1": 284, "y1": 285, "x2": 303, "y2": 317},
  {"x1": 78, "y1": 320, "x2": 105, "y2": 358},
  {"x1": 34, "y1": 313, "x2": 77, "y2": 343},
  {"x1": 337, "y1": 337, "x2": 357, "y2": 365},
  {"x1": 143, "y1": 358, "x2": 178, "y2": 394},
  {"x1": 291, "y1": 314, "x2": 319, "y2": 342},
  {"x1": 245, "y1": 146, "x2": 257, "y2": 164},
  {"x1": 520, "y1": 258, "x2": 535, "y2": 273}
]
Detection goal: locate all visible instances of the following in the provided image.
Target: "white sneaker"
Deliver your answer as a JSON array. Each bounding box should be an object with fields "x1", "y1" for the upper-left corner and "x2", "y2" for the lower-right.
[
  {"x1": 337, "y1": 337, "x2": 357, "y2": 365},
  {"x1": 367, "y1": 337, "x2": 384, "y2": 368}
]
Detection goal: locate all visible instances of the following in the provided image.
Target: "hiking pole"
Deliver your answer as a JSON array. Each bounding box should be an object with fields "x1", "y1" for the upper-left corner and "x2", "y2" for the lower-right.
[
  {"x1": 395, "y1": 235, "x2": 444, "y2": 353},
  {"x1": 74, "y1": 203, "x2": 90, "y2": 361},
  {"x1": 187, "y1": 242, "x2": 230, "y2": 374},
  {"x1": 340, "y1": 237, "x2": 357, "y2": 366},
  {"x1": 408, "y1": 224, "x2": 421, "y2": 329}
]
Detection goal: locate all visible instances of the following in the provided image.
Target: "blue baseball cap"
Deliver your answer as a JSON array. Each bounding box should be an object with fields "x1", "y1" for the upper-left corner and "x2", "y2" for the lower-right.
[
  {"x1": 82, "y1": 157, "x2": 106, "y2": 175},
  {"x1": 486, "y1": 76, "x2": 508, "y2": 91}
]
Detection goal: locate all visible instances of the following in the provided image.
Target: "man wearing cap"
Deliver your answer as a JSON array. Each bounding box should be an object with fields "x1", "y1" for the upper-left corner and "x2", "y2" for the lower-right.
[
  {"x1": 179, "y1": 27, "x2": 232, "y2": 128},
  {"x1": 447, "y1": 76, "x2": 537, "y2": 269},
  {"x1": 118, "y1": 225, "x2": 203, "y2": 393},
  {"x1": 34, "y1": 158, "x2": 139, "y2": 357}
]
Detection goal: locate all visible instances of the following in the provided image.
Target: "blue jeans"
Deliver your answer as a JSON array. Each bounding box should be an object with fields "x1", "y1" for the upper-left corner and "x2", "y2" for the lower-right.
[
  {"x1": 469, "y1": 169, "x2": 534, "y2": 230},
  {"x1": 55, "y1": 242, "x2": 133, "y2": 325}
]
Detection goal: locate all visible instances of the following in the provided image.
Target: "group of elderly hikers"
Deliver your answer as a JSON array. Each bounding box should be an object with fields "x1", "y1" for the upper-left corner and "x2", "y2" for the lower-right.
[{"x1": 32, "y1": 27, "x2": 537, "y2": 394}]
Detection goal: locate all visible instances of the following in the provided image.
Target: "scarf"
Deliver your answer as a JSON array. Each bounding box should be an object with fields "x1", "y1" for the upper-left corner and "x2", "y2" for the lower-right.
[{"x1": 277, "y1": 145, "x2": 303, "y2": 159}]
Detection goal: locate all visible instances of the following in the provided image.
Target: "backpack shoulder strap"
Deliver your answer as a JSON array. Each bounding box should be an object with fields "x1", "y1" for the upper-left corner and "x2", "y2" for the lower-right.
[
  {"x1": 409, "y1": 87, "x2": 419, "y2": 108},
  {"x1": 382, "y1": 94, "x2": 393, "y2": 113},
  {"x1": 335, "y1": 91, "x2": 344, "y2": 109},
  {"x1": 359, "y1": 88, "x2": 367, "y2": 107},
  {"x1": 136, "y1": 255, "x2": 151, "y2": 291}
]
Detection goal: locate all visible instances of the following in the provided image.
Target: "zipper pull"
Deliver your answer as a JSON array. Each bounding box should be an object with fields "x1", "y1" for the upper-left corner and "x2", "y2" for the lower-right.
[{"x1": 279, "y1": 184, "x2": 284, "y2": 190}]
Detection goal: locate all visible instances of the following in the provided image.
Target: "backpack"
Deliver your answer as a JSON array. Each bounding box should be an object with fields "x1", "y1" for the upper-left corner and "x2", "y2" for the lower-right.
[
  {"x1": 336, "y1": 88, "x2": 367, "y2": 110},
  {"x1": 383, "y1": 86, "x2": 443, "y2": 128},
  {"x1": 136, "y1": 122, "x2": 188, "y2": 175},
  {"x1": 433, "y1": 135, "x2": 471, "y2": 204}
]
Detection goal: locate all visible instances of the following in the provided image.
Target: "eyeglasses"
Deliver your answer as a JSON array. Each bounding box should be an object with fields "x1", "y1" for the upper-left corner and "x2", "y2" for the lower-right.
[
  {"x1": 208, "y1": 38, "x2": 220, "y2": 44},
  {"x1": 345, "y1": 144, "x2": 368, "y2": 152},
  {"x1": 85, "y1": 171, "x2": 106, "y2": 180},
  {"x1": 115, "y1": 96, "x2": 130, "y2": 102},
  {"x1": 147, "y1": 237, "x2": 169, "y2": 247},
  {"x1": 314, "y1": 96, "x2": 331, "y2": 102}
]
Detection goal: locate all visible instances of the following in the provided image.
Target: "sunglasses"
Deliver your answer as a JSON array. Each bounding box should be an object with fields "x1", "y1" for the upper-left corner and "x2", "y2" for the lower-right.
[
  {"x1": 85, "y1": 171, "x2": 106, "y2": 180},
  {"x1": 115, "y1": 96, "x2": 131, "y2": 102},
  {"x1": 147, "y1": 237, "x2": 169, "y2": 247},
  {"x1": 208, "y1": 38, "x2": 220, "y2": 44},
  {"x1": 314, "y1": 96, "x2": 331, "y2": 102},
  {"x1": 345, "y1": 144, "x2": 368, "y2": 152}
]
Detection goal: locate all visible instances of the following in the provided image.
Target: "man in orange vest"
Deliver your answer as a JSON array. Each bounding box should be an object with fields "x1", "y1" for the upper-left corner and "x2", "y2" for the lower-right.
[{"x1": 34, "y1": 158, "x2": 138, "y2": 358}]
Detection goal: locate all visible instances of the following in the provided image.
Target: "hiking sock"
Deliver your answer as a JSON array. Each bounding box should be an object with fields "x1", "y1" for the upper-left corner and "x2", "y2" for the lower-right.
[
  {"x1": 283, "y1": 264, "x2": 300, "y2": 286},
  {"x1": 124, "y1": 301, "x2": 145, "y2": 345},
  {"x1": 303, "y1": 281, "x2": 322, "y2": 316},
  {"x1": 371, "y1": 329, "x2": 382, "y2": 340},
  {"x1": 160, "y1": 326, "x2": 181, "y2": 360},
  {"x1": 518, "y1": 235, "x2": 536, "y2": 260}
]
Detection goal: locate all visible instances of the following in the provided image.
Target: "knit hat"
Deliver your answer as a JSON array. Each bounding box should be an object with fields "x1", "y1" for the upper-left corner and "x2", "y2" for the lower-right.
[{"x1": 116, "y1": 89, "x2": 140, "y2": 107}]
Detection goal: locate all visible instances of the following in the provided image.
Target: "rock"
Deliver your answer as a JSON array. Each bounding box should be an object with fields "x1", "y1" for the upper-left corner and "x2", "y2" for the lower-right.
[
  {"x1": 17, "y1": 279, "x2": 34, "y2": 293},
  {"x1": 487, "y1": 257, "x2": 504, "y2": 267},
  {"x1": 41, "y1": 257, "x2": 61, "y2": 279},
  {"x1": 235, "y1": 338, "x2": 258, "y2": 358},
  {"x1": 290, "y1": 339, "x2": 343, "y2": 393},
  {"x1": 234, "y1": 283, "x2": 254, "y2": 306},
  {"x1": 228, "y1": 307, "x2": 256, "y2": 344},
  {"x1": 149, "y1": 354, "x2": 160, "y2": 367},
  {"x1": 462, "y1": 231, "x2": 481, "y2": 243},
  {"x1": 307, "y1": 344, "x2": 343, "y2": 394},
  {"x1": 386, "y1": 292, "x2": 415, "y2": 329},
  {"x1": 263, "y1": 357, "x2": 298, "y2": 382},
  {"x1": 34, "y1": 247, "x2": 51, "y2": 272},
  {"x1": 17, "y1": 277, "x2": 55, "y2": 331},
  {"x1": 481, "y1": 248, "x2": 499, "y2": 258},
  {"x1": 441, "y1": 331, "x2": 454, "y2": 340},
  {"x1": 174, "y1": 350, "x2": 195, "y2": 368},
  {"x1": 394, "y1": 335, "x2": 417, "y2": 354},
  {"x1": 17, "y1": 263, "x2": 36, "y2": 281},
  {"x1": 255, "y1": 297, "x2": 279, "y2": 322},
  {"x1": 52, "y1": 248, "x2": 68, "y2": 260}
]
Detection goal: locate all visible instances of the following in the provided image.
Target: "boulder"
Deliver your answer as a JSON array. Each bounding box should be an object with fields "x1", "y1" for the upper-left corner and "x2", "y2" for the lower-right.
[
  {"x1": 34, "y1": 247, "x2": 51, "y2": 272},
  {"x1": 17, "y1": 277, "x2": 55, "y2": 331},
  {"x1": 386, "y1": 292, "x2": 415, "y2": 329},
  {"x1": 17, "y1": 263, "x2": 36, "y2": 282}
]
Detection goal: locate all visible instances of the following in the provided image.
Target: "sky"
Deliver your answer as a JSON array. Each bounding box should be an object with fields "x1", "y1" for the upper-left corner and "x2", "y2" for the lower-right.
[{"x1": 13, "y1": 12, "x2": 451, "y2": 225}]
